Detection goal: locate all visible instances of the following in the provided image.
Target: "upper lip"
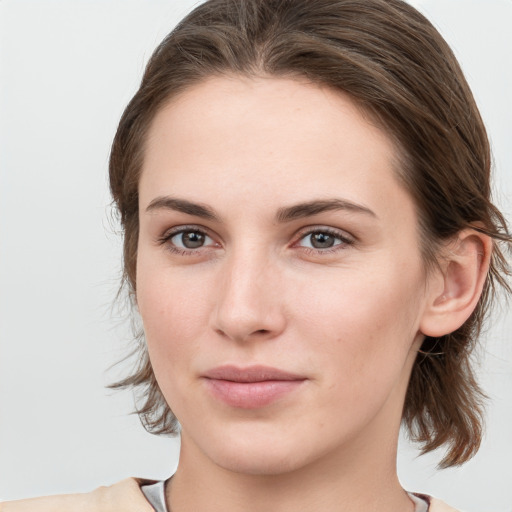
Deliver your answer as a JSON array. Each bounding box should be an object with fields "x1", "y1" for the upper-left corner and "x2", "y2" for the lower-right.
[{"x1": 203, "y1": 365, "x2": 306, "y2": 383}]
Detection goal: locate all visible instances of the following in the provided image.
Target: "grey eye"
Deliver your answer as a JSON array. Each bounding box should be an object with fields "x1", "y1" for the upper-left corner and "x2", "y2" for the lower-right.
[
  {"x1": 298, "y1": 231, "x2": 345, "y2": 249},
  {"x1": 171, "y1": 230, "x2": 212, "y2": 249},
  {"x1": 309, "y1": 232, "x2": 336, "y2": 248}
]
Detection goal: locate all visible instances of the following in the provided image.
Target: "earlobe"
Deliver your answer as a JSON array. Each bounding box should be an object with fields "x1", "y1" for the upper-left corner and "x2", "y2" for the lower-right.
[{"x1": 420, "y1": 229, "x2": 492, "y2": 338}]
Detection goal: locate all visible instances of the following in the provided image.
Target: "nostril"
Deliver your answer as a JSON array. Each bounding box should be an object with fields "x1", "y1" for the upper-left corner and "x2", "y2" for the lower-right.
[{"x1": 215, "y1": 327, "x2": 270, "y2": 339}]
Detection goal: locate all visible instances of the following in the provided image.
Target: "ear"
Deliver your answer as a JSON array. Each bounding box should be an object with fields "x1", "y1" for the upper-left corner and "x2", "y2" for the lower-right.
[{"x1": 420, "y1": 228, "x2": 492, "y2": 338}]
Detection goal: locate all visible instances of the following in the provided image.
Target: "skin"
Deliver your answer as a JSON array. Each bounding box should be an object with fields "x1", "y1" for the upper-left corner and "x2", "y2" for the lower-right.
[{"x1": 135, "y1": 75, "x2": 488, "y2": 512}]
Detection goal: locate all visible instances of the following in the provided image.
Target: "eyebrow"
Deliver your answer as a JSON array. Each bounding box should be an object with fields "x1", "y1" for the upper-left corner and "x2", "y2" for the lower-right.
[
  {"x1": 145, "y1": 196, "x2": 376, "y2": 222},
  {"x1": 146, "y1": 196, "x2": 219, "y2": 221},
  {"x1": 276, "y1": 198, "x2": 377, "y2": 222}
]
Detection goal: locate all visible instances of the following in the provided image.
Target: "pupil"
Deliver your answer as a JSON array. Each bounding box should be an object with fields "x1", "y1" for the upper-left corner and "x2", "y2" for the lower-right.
[
  {"x1": 183, "y1": 231, "x2": 205, "y2": 248},
  {"x1": 311, "y1": 232, "x2": 334, "y2": 248}
]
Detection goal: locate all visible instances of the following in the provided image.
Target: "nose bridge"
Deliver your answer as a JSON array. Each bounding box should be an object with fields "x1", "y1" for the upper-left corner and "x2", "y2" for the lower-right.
[{"x1": 212, "y1": 242, "x2": 284, "y2": 342}]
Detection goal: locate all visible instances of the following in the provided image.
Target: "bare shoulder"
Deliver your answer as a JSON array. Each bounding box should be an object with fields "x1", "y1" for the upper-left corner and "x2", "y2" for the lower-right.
[
  {"x1": 0, "y1": 478, "x2": 154, "y2": 512},
  {"x1": 430, "y1": 498, "x2": 463, "y2": 512}
]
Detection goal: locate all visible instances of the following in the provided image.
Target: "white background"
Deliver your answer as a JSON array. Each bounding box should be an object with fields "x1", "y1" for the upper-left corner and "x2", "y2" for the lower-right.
[{"x1": 0, "y1": 1, "x2": 511, "y2": 510}]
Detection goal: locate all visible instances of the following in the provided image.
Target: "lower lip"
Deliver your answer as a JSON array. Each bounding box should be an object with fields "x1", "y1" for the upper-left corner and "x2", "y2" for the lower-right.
[{"x1": 204, "y1": 379, "x2": 305, "y2": 409}]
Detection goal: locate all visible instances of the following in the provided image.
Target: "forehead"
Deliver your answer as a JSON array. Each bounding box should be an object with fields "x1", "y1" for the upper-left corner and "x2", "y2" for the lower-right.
[{"x1": 140, "y1": 75, "x2": 409, "y2": 220}]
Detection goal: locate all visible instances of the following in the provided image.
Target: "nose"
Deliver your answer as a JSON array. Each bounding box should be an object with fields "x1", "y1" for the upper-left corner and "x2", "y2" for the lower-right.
[{"x1": 211, "y1": 247, "x2": 287, "y2": 343}]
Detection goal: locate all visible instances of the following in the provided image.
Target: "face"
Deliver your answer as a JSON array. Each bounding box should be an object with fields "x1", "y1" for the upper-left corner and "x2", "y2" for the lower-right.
[{"x1": 136, "y1": 75, "x2": 432, "y2": 475}]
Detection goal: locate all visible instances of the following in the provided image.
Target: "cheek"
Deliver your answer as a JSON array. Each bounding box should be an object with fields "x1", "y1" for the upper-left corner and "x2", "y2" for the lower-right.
[
  {"x1": 136, "y1": 269, "x2": 213, "y2": 418},
  {"x1": 135, "y1": 258, "x2": 214, "y2": 375},
  {"x1": 291, "y1": 258, "x2": 424, "y2": 401}
]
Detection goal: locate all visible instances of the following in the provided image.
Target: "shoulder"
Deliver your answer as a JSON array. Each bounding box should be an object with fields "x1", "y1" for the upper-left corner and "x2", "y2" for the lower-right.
[
  {"x1": 429, "y1": 497, "x2": 464, "y2": 512},
  {"x1": 0, "y1": 478, "x2": 154, "y2": 512},
  {"x1": 0, "y1": 481, "x2": 466, "y2": 512}
]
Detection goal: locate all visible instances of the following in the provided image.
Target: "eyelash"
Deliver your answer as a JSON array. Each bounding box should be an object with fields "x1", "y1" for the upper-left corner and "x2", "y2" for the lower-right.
[
  {"x1": 157, "y1": 225, "x2": 215, "y2": 257},
  {"x1": 294, "y1": 227, "x2": 354, "y2": 255},
  {"x1": 157, "y1": 225, "x2": 355, "y2": 257}
]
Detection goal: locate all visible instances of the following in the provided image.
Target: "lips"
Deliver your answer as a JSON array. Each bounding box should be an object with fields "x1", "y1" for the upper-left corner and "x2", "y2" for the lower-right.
[{"x1": 202, "y1": 365, "x2": 306, "y2": 409}]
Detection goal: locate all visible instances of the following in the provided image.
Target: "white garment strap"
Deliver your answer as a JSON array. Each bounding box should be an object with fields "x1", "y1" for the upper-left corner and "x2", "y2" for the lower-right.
[
  {"x1": 409, "y1": 492, "x2": 430, "y2": 512},
  {"x1": 141, "y1": 480, "x2": 168, "y2": 512}
]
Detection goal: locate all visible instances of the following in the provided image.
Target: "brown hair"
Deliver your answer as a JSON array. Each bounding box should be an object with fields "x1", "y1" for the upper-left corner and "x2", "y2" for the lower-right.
[{"x1": 109, "y1": 0, "x2": 511, "y2": 467}]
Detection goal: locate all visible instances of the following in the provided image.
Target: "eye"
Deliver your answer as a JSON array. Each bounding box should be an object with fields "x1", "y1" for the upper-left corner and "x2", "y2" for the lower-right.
[
  {"x1": 171, "y1": 230, "x2": 212, "y2": 249},
  {"x1": 158, "y1": 226, "x2": 218, "y2": 254},
  {"x1": 296, "y1": 228, "x2": 353, "y2": 252}
]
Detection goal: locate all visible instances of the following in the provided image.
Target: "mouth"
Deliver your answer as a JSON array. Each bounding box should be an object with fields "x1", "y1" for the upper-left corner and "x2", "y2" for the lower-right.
[{"x1": 202, "y1": 365, "x2": 307, "y2": 409}]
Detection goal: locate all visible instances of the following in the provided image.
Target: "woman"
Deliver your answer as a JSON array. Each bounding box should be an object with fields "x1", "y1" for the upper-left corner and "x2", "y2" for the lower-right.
[{"x1": 2, "y1": 0, "x2": 510, "y2": 510}]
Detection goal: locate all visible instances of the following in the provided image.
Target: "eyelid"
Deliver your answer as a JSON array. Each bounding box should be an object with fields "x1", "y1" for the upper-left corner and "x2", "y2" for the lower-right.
[
  {"x1": 294, "y1": 225, "x2": 355, "y2": 243},
  {"x1": 157, "y1": 224, "x2": 221, "y2": 251},
  {"x1": 155, "y1": 223, "x2": 355, "y2": 256},
  {"x1": 291, "y1": 225, "x2": 356, "y2": 253}
]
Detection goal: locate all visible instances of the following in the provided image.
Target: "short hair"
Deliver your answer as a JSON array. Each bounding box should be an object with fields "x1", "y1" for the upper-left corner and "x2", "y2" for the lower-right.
[{"x1": 109, "y1": 0, "x2": 511, "y2": 467}]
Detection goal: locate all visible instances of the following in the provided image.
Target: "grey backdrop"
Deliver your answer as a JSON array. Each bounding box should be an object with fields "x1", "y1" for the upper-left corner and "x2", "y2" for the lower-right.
[{"x1": 1, "y1": 1, "x2": 511, "y2": 510}]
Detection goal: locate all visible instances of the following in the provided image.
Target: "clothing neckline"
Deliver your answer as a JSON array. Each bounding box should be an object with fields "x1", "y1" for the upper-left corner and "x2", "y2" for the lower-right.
[{"x1": 140, "y1": 479, "x2": 430, "y2": 512}]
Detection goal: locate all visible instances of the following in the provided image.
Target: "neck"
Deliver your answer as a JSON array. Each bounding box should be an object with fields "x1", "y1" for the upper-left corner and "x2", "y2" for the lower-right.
[{"x1": 167, "y1": 423, "x2": 413, "y2": 512}]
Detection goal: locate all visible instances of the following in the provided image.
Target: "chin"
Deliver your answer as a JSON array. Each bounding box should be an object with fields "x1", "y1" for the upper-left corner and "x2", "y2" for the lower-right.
[
  {"x1": 213, "y1": 447, "x2": 306, "y2": 476},
  {"x1": 193, "y1": 423, "x2": 330, "y2": 477}
]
